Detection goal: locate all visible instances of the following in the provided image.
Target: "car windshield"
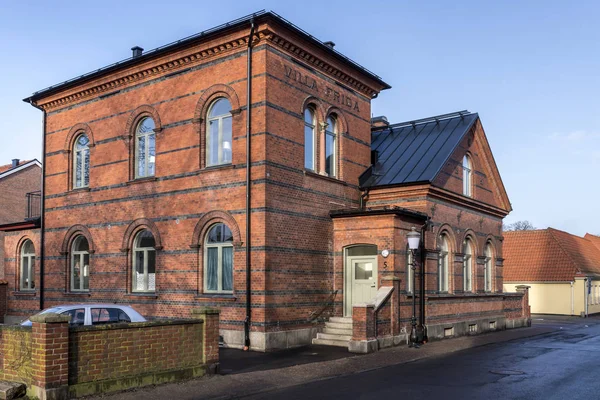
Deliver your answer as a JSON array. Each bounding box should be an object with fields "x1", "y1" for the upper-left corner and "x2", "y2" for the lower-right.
[{"x1": 34, "y1": 307, "x2": 64, "y2": 316}]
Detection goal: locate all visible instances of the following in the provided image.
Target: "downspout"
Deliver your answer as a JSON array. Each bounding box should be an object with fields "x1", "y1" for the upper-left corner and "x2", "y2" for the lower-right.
[
  {"x1": 584, "y1": 278, "x2": 589, "y2": 317},
  {"x1": 28, "y1": 100, "x2": 46, "y2": 310},
  {"x1": 419, "y1": 218, "x2": 429, "y2": 341},
  {"x1": 244, "y1": 18, "x2": 255, "y2": 351},
  {"x1": 571, "y1": 281, "x2": 575, "y2": 315}
]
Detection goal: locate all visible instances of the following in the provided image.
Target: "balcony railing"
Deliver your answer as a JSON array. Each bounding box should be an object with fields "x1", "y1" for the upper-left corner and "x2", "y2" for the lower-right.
[{"x1": 26, "y1": 191, "x2": 41, "y2": 220}]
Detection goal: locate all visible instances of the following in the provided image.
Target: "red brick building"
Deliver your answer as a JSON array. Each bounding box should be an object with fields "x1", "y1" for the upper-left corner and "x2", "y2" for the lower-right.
[{"x1": 5, "y1": 11, "x2": 529, "y2": 351}]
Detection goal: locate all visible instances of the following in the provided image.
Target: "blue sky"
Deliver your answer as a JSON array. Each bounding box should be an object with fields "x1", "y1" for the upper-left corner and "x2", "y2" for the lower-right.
[{"x1": 1, "y1": 1, "x2": 599, "y2": 235}]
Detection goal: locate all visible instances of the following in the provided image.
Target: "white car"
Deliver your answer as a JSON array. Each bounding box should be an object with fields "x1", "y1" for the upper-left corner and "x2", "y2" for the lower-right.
[{"x1": 20, "y1": 304, "x2": 146, "y2": 327}]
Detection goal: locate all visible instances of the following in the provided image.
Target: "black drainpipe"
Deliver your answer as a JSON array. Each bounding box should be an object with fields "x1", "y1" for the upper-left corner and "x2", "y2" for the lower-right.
[
  {"x1": 28, "y1": 100, "x2": 47, "y2": 310},
  {"x1": 419, "y1": 218, "x2": 430, "y2": 341},
  {"x1": 244, "y1": 17, "x2": 255, "y2": 351}
]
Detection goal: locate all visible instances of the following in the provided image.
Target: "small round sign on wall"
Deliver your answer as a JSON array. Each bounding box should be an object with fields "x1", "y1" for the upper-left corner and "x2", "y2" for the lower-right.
[{"x1": 381, "y1": 249, "x2": 390, "y2": 258}]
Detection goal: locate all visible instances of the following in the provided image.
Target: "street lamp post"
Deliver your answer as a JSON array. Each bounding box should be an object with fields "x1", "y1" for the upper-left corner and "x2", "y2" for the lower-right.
[{"x1": 407, "y1": 227, "x2": 421, "y2": 348}]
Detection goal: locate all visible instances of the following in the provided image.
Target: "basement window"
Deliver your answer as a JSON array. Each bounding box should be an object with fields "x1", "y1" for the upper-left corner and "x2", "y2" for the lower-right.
[
  {"x1": 489, "y1": 321, "x2": 496, "y2": 330},
  {"x1": 469, "y1": 324, "x2": 477, "y2": 333},
  {"x1": 444, "y1": 327, "x2": 454, "y2": 337}
]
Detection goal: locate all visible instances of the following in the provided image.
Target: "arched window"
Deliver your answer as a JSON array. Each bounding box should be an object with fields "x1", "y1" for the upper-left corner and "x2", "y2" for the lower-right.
[
  {"x1": 135, "y1": 117, "x2": 156, "y2": 178},
  {"x1": 206, "y1": 98, "x2": 232, "y2": 167},
  {"x1": 204, "y1": 223, "x2": 233, "y2": 293},
  {"x1": 407, "y1": 246, "x2": 414, "y2": 294},
  {"x1": 462, "y1": 154, "x2": 472, "y2": 197},
  {"x1": 463, "y1": 238, "x2": 473, "y2": 292},
  {"x1": 20, "y1": 240, "x2": 35, "y2": 291},
  {"x1": 133, "y1": 230, "x2": 156, "y2": 292},
  {"x1": 304, "y1": 107, "x2": 316, "y2": 170},
  {"x1": 71, "y1": 236, "x2": 90, "y2": 292},
  {"x1": 484, "y1": 242, "x2": 493, "y2": 292},
  {"x1": 438, "y1": 234, "x2": 449, "y2": 292},
  {"x1": 325, "y1": 116, "x2": 337, "y2": 177},
  {"x1": 73, "y1": 133, "x2": 90, "y2": 188}
]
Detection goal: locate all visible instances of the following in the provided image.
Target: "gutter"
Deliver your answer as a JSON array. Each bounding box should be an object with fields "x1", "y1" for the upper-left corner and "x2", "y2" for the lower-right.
[
  {"x1": 26, "y1": 100, "x2": 47, "y2": 311},
  {"x1": 244, "y1": 18, "x2": 255, "y2": 351}
]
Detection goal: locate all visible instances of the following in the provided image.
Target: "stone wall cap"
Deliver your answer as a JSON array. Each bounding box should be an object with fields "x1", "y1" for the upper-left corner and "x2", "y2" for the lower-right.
[
  {"x1": 381, "y1": 276, "x2": 401, "y2": 281},
  {"x1": 191, "y1": 307, "x2": 220, "y2": 315},
  {"x1": 353, "y1": 302, "x2": 375, "y2": 308},
  {"x1": 30, "y1": 312, "x2": 70, "y2": 323}
]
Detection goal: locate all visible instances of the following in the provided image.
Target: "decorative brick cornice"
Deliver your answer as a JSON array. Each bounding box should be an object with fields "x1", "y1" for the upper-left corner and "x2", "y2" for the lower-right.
[
  {"x1": 260, "y1": 29, "x2": 377, "y2": 97},
  {"x1": 37, "y1": 34, "x2": 255, "y2": 112}
]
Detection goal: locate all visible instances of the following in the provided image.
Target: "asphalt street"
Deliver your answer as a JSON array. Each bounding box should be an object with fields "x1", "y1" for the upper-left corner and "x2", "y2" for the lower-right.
[{"x1": 248, "y1": 316, "x2": 600, "y2": 400}]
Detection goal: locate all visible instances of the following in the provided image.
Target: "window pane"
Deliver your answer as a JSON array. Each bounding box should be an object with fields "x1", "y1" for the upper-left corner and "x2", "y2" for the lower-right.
[
  {"x1": 76, "y1": 134, "x2": 89, "y2": 149},
  {"x1": 222, "y1": 246, "x2": 233, "y2": 291},
  {"x1": 355, "y1": 261, "x2": 373, "y2": 280},
  {"x1": 325, "y1": 133, "x2": 335, "y2": 176},
  {"x1": 134, "y1": 250, "x2": 144, "y2": 291},
  {"x1": 83, "y1": 253, "x2": 90, "y2": 290},
  {"x1": 23, "y1": 240, "x2": 34, "y2": 254},
  {"x1": 138, "y1": 118, "x2": 155, "y2": 135},
  {"x1": 137, "y1": 135, "x2": 146, "y2": 177},
  {"x1": 22, "y1": 257, "x2": 29, "y2": 289},
  {"x1": 64, "y1": 309, "x2": 85, "y2": 326},
  {"x1": 147, "y1": 250, "x2": 156, "y2": 291},
  {"x1": 75, "y1": 151, "x2": 82, "y2": 187},
  {"x1": 118, "y1": 310, "x2": 131, "y2": 322},
  {"x1": 84, "y1": 149, "x2": 90, "y2": 186},
  {"x1": 207, "y1": 247, "x2": 218, "y2": 291},
  {"x1": 30, "y1": 258, "x2": 35, "y2": 289},
  {"x1": 72, "y1": 255, "x2": 81, "y2": 291},
  {"x1": 74, "y1": 236, "x2": 89, "y2": 252},
  {"x1": 138, "y1": 230, "x2": 155, "y2": 248},
  {"x1": 222, "y1": 116, "x2": 232, "y2": 164},
  {"x1": 208, "y1": 120, "x2": 219, "y2": 166},
  {"x1": 222, "y1": 225, "x2": 233, "y2": 242},
  {"x1": 207, "y1": 224, "x2": 221, "y2": 243},
  {"x1": 304, "y1": 108, "x2": 314, "y2": 124},
  {"x1": 304, "y1": 125, "x2": 314, "y2": 170},
  {"x1": 148, "y1": 133, "x2": 155, "y2": 176},
  {"x1": 347, "y1": 245, "x2": 377, "y2": 257},
  {"x1": 210, "y1": 98, "x2": 232, "y2": 117}
]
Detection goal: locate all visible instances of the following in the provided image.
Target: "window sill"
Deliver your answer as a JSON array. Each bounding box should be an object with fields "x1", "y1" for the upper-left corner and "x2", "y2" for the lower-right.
[
  {"x1": 63, "y1": 291, "x2": 91, "y2": 296},
  {"x1": 195, "y1": 294, "x2": 237, "y2": 302},
  {"x1": 202, "y1": 163, "x2": 234, "y2": 172},
  {"x1": 304, "y1": 170, "x2": 347, "y2": 185},
  {"x1": 13, "y1": 291, "x2": 36, "y2": 296},
  {"x1": 125, "y1": 293, "x2": 158, "y2": 299},
  {"x1": 69, "y1": 187, "x2": 91, "y2": 193},
  {"x1": 127, "y1": 177, "x2": 158, "y2": 185}
]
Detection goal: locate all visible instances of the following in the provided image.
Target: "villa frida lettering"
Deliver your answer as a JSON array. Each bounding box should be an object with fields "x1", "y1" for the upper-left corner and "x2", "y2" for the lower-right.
[{"x1": 284, "y1": 65, "x2": 360, "y2": 112}]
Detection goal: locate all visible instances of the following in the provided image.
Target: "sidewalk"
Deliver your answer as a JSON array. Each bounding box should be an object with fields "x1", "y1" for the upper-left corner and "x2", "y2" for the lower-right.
[{"x1": 87, "y1": 324, "x2": 557, "y2": 400}]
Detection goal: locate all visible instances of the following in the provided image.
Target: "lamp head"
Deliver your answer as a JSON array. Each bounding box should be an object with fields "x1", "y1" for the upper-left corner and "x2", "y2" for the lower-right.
[{"x1": 407, "y1": 227, "x2": 421, "y2": 251}]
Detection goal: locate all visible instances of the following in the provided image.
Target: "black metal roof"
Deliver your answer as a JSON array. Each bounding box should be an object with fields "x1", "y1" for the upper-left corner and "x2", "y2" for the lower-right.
[
  {"x1": 23, "y1": 10, "x2": 390, "y2": 103},
  {"x1": 360, "y1": 111, "x2": 478, "y2": 188}
]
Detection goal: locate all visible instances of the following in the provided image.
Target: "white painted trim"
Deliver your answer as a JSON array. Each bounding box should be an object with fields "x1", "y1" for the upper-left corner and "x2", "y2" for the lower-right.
[{"x1": 0, "y1": 159, "x2": 41, "y2": 180}]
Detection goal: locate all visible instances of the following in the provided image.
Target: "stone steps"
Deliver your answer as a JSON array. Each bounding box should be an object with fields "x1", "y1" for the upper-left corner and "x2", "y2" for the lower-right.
[{"x1": 312, "y1": 316, "x2": 353, "y2": 348}]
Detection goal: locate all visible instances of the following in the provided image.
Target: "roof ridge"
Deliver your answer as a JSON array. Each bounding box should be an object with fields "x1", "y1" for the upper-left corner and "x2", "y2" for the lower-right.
[{"x1": 378, "y1": 110, "x2": 474, "y2": 131}]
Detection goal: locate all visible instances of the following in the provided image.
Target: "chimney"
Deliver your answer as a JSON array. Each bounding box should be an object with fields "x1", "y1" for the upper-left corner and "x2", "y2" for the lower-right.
[
  {"x1": 323, "y1": 41, "x2": 336, "y2": 49},
  {"x1": 371, "y1": 116, "x2": 389, "y2": 129},
  {"x1": 131, "y1": 46, "x2": 144, "y2": 58},
  {"x1": 11, "y1": 159, "x2": 19, "y2": 168}
]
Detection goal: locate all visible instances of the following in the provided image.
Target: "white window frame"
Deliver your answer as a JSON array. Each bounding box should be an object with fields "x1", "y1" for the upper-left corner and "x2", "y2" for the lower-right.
[
  {"x1": 71, "y1": 236, "x2": 90, "y2": 292},
  {"x1": 325, "y1": 116, "x2": 337, "y2": 177},
  {"x1": 203, "y1": 224, "x2": 234, "y2": 294},
  {"x1": 73, "y1": 133, "x2": 90, "y2": 189},
  {"x1": 304, "y1": 107, "x2": 316, "y2": 171},
  {"x1": 462, "y1": 154, "x2": 472, "y2": 197},
  {"x1": 438, "y1": 235, "x2": 449, "y2": 292},
  {"x1": 132, "y1": 231, "x2": 156, "y2": 293},
  {"x1": 484, "y1": 243, "x2": 493, "y2": 292},
  {"x1": 206, "y1": 98, "x2": 233, "y2": 167},
  {"x1": 135, "y1": 117, "x2": 156, "y2": 178},
  {"x1": 20, "y1": 240, "x2": 35, "y2": 291},
  {"x1": 463, "y1": 238, "x2": 473, "y2": 292}
]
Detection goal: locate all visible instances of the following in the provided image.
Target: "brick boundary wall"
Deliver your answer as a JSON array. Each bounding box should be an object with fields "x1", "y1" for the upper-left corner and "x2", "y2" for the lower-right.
[{"x1": 0, "y1": 308, "x2": 219, "y2": 398}]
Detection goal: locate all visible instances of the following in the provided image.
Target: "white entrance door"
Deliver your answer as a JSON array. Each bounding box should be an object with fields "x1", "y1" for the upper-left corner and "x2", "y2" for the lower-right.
[{"x1": 344, "y1": 256, "x2": 378, "y2": 316}]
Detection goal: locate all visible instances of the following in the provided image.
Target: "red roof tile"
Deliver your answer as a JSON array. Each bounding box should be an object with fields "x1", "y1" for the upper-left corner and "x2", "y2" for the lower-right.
[{"x1": 504, "y1": 228, "x2": 600, "y2": 282}]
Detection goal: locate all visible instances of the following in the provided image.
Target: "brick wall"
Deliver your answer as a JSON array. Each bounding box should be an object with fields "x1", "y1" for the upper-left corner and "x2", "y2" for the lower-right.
[
  {"x1": 0, "y1": 309, "x2": 219, "y2": 398},
  {"x1": 0, "y1": 165, "x2": 41, "y2": 225}
]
